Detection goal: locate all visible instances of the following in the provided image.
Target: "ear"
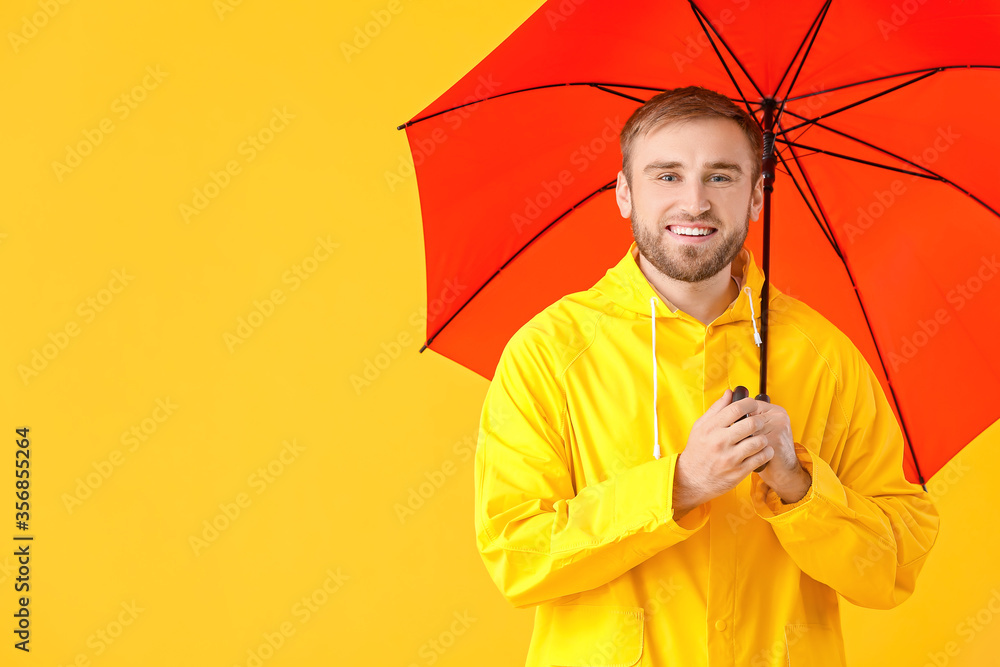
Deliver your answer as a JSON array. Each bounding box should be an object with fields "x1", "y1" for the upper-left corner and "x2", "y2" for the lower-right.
[
  {"x1": 749, "y1": 174, "x2": 764, "y2": 222},
  {"x1": 615, "y1": 170, "x2": 632, "y2": 218}
]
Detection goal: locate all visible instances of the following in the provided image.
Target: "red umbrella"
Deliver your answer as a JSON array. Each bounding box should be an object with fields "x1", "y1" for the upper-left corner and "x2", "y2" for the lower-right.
[{"x1": 398, "y1": 0, "x2": 1000, "y2": 486}]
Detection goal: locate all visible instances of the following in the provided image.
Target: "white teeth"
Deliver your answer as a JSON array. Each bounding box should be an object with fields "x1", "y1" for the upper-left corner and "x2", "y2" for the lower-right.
[{"x1": 670, "y1": 227, "x2": 714, "y2": 236}]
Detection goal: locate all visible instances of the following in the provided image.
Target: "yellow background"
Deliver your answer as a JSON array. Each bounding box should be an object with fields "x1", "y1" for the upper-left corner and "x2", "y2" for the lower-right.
[{"x1": 2, "y1": 0, "x2": 997, "y2": 665}]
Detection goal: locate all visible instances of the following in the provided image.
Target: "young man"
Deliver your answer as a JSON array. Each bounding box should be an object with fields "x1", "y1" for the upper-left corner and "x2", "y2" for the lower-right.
[{"x1": 474, "y1": 87, "x2": 939, "y2": 666}]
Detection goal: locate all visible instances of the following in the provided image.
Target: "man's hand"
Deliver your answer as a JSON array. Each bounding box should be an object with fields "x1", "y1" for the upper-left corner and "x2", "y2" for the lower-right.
[
  {"x1": 752, "y1": 401, "x2": 812, "y2": 504},
  {"x1": 672, "y1": 389, "x2": 773, "y2": 519}
]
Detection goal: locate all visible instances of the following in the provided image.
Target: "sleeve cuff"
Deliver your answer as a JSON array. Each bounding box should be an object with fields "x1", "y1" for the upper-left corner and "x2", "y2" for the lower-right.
[{"x1": 751, "y1": 442, "x2": 845, "y2": 520}]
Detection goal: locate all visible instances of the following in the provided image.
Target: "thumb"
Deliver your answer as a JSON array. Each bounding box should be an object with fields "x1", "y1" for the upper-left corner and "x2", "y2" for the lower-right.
[{"x1": 707, "y1": 388, "x2": 733, "y2": 415}]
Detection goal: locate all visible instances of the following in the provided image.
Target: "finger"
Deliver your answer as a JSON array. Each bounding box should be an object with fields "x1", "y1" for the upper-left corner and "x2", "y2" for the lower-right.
[
  {"x1": 749, "y1": 446, "x2": 774, "y2": 472},
  {"x1": 741, "y1": 443, "x2": 773, "y2": 472},
  {"x1": 727, "y1": 414, "x2": 765, "y2": 443},
  {"x1": 719, "y1": 397, "x2": 759, "y2": 427},
  {"x1": 734, "y1": 432, "x2": 766, "y2": 456},
  {"x1": 706, "y1": 388, "x2": 733, "y2": 416},
  {"x1": 749, "y1": 401, "x2": 786, "y2": 418},
  {"x1": 753, "y1": 411, "x2": 790, "y2": 438}
]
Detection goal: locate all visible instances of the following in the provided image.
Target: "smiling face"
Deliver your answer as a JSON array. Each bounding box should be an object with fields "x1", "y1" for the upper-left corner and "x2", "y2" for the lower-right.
[{"x1": 616, "y1": 116, "x2": 763, "y2": 283}]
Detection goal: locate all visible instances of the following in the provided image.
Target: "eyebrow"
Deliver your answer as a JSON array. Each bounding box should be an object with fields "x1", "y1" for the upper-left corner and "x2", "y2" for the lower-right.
[{"x1": 642, "y1": 160, "x2": 744, "y2": 174}]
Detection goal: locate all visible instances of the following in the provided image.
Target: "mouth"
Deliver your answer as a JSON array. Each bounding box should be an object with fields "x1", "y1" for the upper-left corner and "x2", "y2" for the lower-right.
[{"x1": 666, "y1": 224, "x2": 717, "y2": 240}]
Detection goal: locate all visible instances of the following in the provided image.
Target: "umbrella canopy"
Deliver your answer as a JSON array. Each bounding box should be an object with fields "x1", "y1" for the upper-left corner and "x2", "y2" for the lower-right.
[{"x1": 398, "y1": 0, "x2": 1000, "y2": 485}]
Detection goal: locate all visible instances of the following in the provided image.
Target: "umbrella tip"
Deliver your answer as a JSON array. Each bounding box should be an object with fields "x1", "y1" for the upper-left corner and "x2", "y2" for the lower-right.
[
  {"x1": 396, "y1": 122, "x2": 407, "y2": 130},
  {"x1": 418, "y1": 343, "x2": 428, "y2": 353}
]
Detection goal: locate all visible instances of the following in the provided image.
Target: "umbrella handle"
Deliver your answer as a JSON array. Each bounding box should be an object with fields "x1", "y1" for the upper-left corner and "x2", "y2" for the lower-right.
[
  {"x1": 752, "y1": 393, "x2": 770, "y2": 473},
  {"x1": 732, "y1": 385, "x2": 770, "y2": 473}
]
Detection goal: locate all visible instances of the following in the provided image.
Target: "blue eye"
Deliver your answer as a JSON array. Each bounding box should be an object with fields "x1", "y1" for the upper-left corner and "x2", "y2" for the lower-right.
[{"x1": 659, "y1": 174, "x2": 678, "y2": 181}]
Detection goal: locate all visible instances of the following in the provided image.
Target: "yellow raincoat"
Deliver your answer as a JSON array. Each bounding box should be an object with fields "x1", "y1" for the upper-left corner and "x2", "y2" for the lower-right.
[{"x1": 475, "y1": 242, "x2": 939, "y2": 666}]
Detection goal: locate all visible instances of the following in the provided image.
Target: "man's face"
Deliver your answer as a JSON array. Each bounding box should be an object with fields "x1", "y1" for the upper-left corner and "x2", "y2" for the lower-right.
[{"x1": 615, "y1": 116, "x2": 763, "y2": 283}]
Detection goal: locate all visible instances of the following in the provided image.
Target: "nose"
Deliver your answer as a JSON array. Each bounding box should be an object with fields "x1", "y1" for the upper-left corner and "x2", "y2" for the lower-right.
[{"x1": 678, "y1": 180, "x2": 710, "y2": 218}]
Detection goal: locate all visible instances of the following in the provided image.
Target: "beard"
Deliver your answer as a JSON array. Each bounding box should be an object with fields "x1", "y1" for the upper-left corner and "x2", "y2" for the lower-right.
[{"x1": 631, "y1": 204, "x2": 751, "y2": 283}]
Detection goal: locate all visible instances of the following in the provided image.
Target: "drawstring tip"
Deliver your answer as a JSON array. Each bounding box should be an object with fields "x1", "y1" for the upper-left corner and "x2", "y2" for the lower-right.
[
  {"x1": 745, "y1": 285, "x2": 763, "y2": 347},
  {"x1": 653, "y1": 444, "x2": 661, "y2": 460}
]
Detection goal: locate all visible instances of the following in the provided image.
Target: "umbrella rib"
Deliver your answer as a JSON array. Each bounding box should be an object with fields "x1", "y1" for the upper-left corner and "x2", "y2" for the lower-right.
[
  {"x1": 781, "y1": 139, "x2": 845, "y2": 264},
  {"x1": 689, "y1": 4, "x2": 752, "y2": 115},
  {"x1": 399, "y1": 82, "x2": 685, "y2": 129},
  {"x1": 780, "y1": 69, "x2": 941, "y2": 135},
  {"x1": 591, "y1": 84, "x2": 648, "y2": 104},
  {"x1": 772, "y1": 0, "x2": 827, "y2": 97},
  {"x1": 784, "y1": 65, "x2": 1000, "y2": 103},
  {"x1": 418, "y1": 181, "x2": 616, "y2": 352},
  {"x1": 775, "y1": 126, "x2": 842, "y2": 257},
  {"x1": 852, "y1": 306, "x2": 929, "y2": 488},
  {"x1": 773, "y1": 0, "x2": 832, "y2": 119},
  {"x1": 775, "y1": 139, "x2": 942, "y2": 180},
  {"x1": 399, "y1": 82, "x2": 597, "y2": 129},
  {"x1": 780, "y1": 108, "x2": 1000, "y2": 221},
  {"x1": 781, "y1": 108, "x2": 937, "y2": 174},
  {"x1": 783, "y1": 147, "x2": 821, "y2": 160},
  {"x1": 774, "y1": 149, "x2": 840, "y2": 256},
  {"x1": 687, "y1": 0, "x2": 763, "y2": 106},
  {"x1": 780, "y1": 142, "x2": 928, "y2": 487}
]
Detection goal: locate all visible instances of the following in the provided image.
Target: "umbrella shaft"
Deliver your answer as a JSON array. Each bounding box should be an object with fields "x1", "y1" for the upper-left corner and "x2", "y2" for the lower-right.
[{"x1": 758, "y1": 100, "x2": 778, "y2": 398}]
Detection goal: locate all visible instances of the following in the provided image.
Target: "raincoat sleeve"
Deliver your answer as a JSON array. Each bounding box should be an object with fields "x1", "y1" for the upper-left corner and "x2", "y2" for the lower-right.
[
  {"x1": 475, "y1": 327, "x2": 709, "y2": 609},
  {"x1": 750, "y1": 343, "x2": 940, "y2": 610}
]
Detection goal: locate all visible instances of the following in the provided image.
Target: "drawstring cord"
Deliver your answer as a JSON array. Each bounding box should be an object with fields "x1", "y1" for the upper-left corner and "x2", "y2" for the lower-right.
[
  {"x1": 745, "y1": 285, "x2": 762, "y2": 347},
  {"x1": 651, "y1": 285, "x2": 760, "y2": 460},
  {"x1": 650, "y1": 297, "x2": 660, "y2": 459}
]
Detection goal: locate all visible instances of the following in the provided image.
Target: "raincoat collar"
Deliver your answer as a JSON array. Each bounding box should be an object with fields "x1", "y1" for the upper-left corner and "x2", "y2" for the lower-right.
[{"x1": 596, "y1": 241, "x2": 769, "y2": 327}]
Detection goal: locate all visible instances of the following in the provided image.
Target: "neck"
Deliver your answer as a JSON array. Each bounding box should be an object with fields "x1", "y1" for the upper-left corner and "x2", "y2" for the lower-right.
[{"x1": 639, "y1": 254, "x2": 739, "y2": 326}]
